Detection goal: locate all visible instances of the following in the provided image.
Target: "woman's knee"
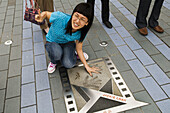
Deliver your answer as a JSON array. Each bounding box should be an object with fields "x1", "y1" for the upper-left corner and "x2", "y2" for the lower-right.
[
  {"x1": 45, "y1": 42, "x2": 62, "y2": 59},
  {"x1": 62, "y1": 59, "x2": 76, "y2": 68}
]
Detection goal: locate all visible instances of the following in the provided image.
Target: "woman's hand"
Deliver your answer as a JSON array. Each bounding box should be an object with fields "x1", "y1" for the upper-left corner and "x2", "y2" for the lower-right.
[
  {"x1": 85, "y1": 65, "x2": 101, "y2": 77},
  {"x1": 35, "y1": 10, "x2": 45, "y2": 22}
]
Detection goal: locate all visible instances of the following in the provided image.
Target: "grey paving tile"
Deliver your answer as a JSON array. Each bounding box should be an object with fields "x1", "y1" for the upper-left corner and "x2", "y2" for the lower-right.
[
  {"x1": 166, "y1": 72, "x2": 170, "y2": 78},
  {"x1": 83, "y1": 46, "x2": 97, "y2": 60},
  {"x1": 0, "y1": 20, "x2": 4, "y2": 29},
  {"x1": 14, "y1": 17, "x2": 22, "y2": 26},
  {"x1": 8, "y1": 59, "x2": 21, "y2": 77},
  {"x1": 10, "y1": 46, "x2": 21, "y2": 60},
  {"x1": 110, "y1": 33, "x2": 125, "y2": 46},
  {"x1": 115, "y1": 26, "x2": 131, "y2": 38},
  {"x1": 125, "y1": 14, "x2": 136, "y2": 24},
  {"x1": 37, "y1": 90, "x2": 54, "y2": 113},
  {"x1": 139, "y1": 40, "x2": 160, "y2": 55},
  {"x1": 0, "y1": 44, "x2": 10, "y2": 55},
  {"x1": 22, "y1": 38, "x2": 33, "y2": 51},
  {"x1": 134, "y1": 91, "x2": 161, "y2": 113},
  {"x1": 1, "y1": 32, "x2": 12, "y2": 43},
  {"x1": 162, "y1": 84, "x2": 170, "y2": 97},
  {"x1": 23, "y1": 28, "x2": 32, "y2": 39},
  {"x1": 15, "y1": 10, "x2": 22, "y2": 18},
  {"x1": 121, "y1": 70, "x2": 144, "y2": 93},
  {"x1": 35, "y1": 55, "x2": 47, "y2": 71},
  {"x1": 156, "y1": 99, "x2": 170, "y2": 113},
  {"x1": 95, "y1": 50, "x2": 109, "y2": 58},
  {"x1": 112, "y1": 13, "x2": 127, "y2": 23},
  {"x1": 145, "y1": 30, "x2": 163, "y2": 45},
  {"x1": 0, "y1": 55, "x2": 9, "y2": 71},
  {"x1": 53, "y1": 98, "x2": 67, "y2": 113},
  {"x1": 33, "y1": 24, "x2": 41, "y2": 31},
  {"x1": 151, "y1": 54, "x2": 170, "y2": 72},
  {"x1": 105, "y1": 40, "x2": 119, "y2": 55},
  {"x1": 0, "y1": 71, "x2": 7, "y2": 89},
  {"x1": 127, "y1": 59, "x2": 150, "y2": 78},
  {"x1": 23, "y1": 21, "x2": 31, "y2": 29},
  {"x1": 22, "y1": 50, "x2": 33, "y2": 66},
  {"x1": 124, "y1": 37, "x2": 142, "y2": 50},
  {"x1": 13, "y1": 25, "x2": 22, "y2": 35},
  {"x1": 50, "y1": 76, "x2": 63, "y2": 99},
  {"x1": 117, "y1": 45, "x2": 136, "y2": 60},
  {"x1": 89, "y1": 37, "x2": 104, "y2": 51},
  {"x1": 6, "y1": 76, "x2": 20, "y2": 98},
  {"x1": 21, "y1": 105, "x2": 36, "y2": 113},
  {"x1": 110, "y1": 54, "x2": 131, "y2": 72},
  {"x1": 134, "y1": 49, "x2": 155, "y2": 66},
  {"x1": 34, "y1": 42, "x2": 45, "y2": 55},
  {"x1": 125, "y1": 108, "x2": 142, "y2": 113},
  {"x1": 156, "y1": 44, "x2": 170, "y2": 60},
  {"x1": 3, "y1": 23, "x2": 12, "y2": 33},
  {"x1": 111, "y1": 1, "x2": 124, "y2": 8},
  {"x1": 0, "y1": 13, "x2": 5, "y2": 21},
  {"x1": 36, "y1": 70, "x2": 50, "y2": 91},
  {"x1": 4, "y1": 97, "x2": 20, "y2": 113},
  {"x1": 15, "y1": 4, "x2": 22, "y2": 11},
  {"x1": 12, "y1": 35, "x2": 22, "y2": 46},
  {"x1": 21, "y1": 83, "x2": 36, "y2": 107},
  {"x1": 161, "y1": 36, "x2": 170, "y2": 46},
  {"x1": 146, "y1": 64, "x2": 170, "y2": 85},
  {"x1": 96, "y1": 29, "x2": 111, "y2": 42},
  {"x1": 103, "y1": 26, "x2": 117, "y2": 35},
  {"x1": 33, "y1": 31, "x2": 43, "y2": 43},
  {"x1": 140, "y1": 77, "x2": 168, "y2": 101},
  {"x1": 5, "y1": 15, "x2": 13, "y2": 23},
  {"x1": 0, "y1": 89, "x2": 5, "y2": 112},
  {"x1": 22, "y1": 65, "x2": 34, "y2": 84},
  {"x1": 119, "y1": 7, "x2": 131, "y2": 16}
]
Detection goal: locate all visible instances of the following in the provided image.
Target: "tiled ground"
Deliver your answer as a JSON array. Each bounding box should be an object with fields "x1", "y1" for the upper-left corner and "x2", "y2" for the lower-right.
[{"x1": 0, "y1": 0, "x2": 169, "y2": 113}]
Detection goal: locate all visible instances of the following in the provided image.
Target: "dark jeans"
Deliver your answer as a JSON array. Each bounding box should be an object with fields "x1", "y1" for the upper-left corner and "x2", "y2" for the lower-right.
[
  {"x1": 87, "y1": 0, "x2": 109, "y2": 22},
  {"x1": 45, "y1": 42, "x2": 77, "y2": 68},
  {"x1": 136, "y1": 0, "x2": 164, "y2": 28}
]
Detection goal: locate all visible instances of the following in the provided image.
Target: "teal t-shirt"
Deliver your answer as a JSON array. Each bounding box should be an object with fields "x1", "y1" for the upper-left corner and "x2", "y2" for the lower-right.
[{"x1": 46, "y1": 11, "x2": 81, "y2": 43}]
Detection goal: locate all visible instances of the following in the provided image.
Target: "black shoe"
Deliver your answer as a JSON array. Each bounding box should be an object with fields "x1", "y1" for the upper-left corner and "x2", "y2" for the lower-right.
[{"x1": 103, "y1": 21, "x2": 113, "y2": 28}]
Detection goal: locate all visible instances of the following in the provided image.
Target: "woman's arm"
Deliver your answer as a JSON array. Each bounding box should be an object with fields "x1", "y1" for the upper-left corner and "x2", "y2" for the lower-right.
[
  {"x1": 35, "y1": 11, "x2": 52, "y2": 22},
  {"x1": 75, "y1": 40, "x2": 100, "y2": 76}
]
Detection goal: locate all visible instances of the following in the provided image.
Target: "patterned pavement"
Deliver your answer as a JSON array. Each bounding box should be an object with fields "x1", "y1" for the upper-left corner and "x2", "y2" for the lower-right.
[{"x1": 0, "y1": 0, "x2": 169, "y2": 113}]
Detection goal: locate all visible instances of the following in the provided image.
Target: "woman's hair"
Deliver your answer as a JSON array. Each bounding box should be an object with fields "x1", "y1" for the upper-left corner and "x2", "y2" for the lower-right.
[{"x1": 65, "y1": 2, "x2": 94, "y2": 42}]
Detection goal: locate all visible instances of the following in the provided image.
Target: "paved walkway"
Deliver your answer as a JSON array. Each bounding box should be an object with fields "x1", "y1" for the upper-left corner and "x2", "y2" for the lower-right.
[{"x1": 0, "y1": 0, "x2": 169, "y2": 113}]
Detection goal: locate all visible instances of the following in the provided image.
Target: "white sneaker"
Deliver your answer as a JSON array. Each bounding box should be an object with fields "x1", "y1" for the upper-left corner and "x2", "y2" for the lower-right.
[
  {"x1": 47, "y1": 62, "x2": 57, "y2": 73},
  {"x1": 75, "y1": 51, "x2": 89, "y2": 60}
]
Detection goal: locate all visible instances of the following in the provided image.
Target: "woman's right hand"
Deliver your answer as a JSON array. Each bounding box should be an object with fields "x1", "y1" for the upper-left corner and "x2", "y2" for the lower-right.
[{"x1": 35, "y1": 10, "x2": 45, "y2": 22}]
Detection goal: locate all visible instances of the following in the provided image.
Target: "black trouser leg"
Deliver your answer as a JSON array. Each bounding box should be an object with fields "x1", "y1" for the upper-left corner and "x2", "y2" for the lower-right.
[
  {"x1": 149, "y1": 0, "x2": 164, "y2": 27},
  {"x1": 87, "y1": 0, "x2": 95, "y2": 21},
  {"x1": 136, "y1": 0, "x2": 152, "y2": 29},
  {"x1": 101, "y1": 0, "x2": 109, "y2": 22}
]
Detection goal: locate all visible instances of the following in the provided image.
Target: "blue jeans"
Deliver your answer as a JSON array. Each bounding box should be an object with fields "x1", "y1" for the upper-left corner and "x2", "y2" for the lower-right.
[{"x1": 45, "y1": 42, "x2": 77, "y2": 68}]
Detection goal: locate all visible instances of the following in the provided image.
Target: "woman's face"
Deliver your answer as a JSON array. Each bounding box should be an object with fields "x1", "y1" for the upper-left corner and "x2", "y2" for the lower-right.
[{"x1": 72, "y1": 12, "x2": 88, "y2": 31}]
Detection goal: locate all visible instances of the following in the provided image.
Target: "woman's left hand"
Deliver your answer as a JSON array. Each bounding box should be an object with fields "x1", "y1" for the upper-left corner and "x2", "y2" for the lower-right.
[{"x1": 85, "y1": 66, "x2": 101, "y2": 77}]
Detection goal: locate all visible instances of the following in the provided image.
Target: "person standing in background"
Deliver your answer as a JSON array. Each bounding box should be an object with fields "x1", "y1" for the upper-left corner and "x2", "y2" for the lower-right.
[
  {"x1": 30, "y1": 0, "x2": 54, "y2": 34},
  {"x1": 136, "y1": 0, "x2": 164, "y2": 36},
  {"x1": 87, "y1": 0, "x2": 113, "y2": 28}
]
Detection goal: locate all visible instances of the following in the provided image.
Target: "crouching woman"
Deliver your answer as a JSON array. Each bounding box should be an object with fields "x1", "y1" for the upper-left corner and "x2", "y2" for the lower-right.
[{"x1": 35, "y1": 3, "x2": 100, "y2": 76}]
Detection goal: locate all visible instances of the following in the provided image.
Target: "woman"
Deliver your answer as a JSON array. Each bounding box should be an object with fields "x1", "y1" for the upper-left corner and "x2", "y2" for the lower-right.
[{"x1": 35, "y1": 3, "x2": 100, "y2": 76}]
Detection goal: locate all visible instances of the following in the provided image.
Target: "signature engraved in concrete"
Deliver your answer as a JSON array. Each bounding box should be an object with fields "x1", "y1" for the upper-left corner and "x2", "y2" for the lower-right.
[
  {"x1": 75, "y1": 72, "x2": 80, "y2": 80},
  {"x1": 83, "y1": 76, "x2": 102, "y2": 89}
]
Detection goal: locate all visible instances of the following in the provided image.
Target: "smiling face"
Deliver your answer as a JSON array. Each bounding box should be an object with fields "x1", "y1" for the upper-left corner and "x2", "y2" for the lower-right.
[{"x1": 71, "y1": 12, "x2": 89, "y2": 31}]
